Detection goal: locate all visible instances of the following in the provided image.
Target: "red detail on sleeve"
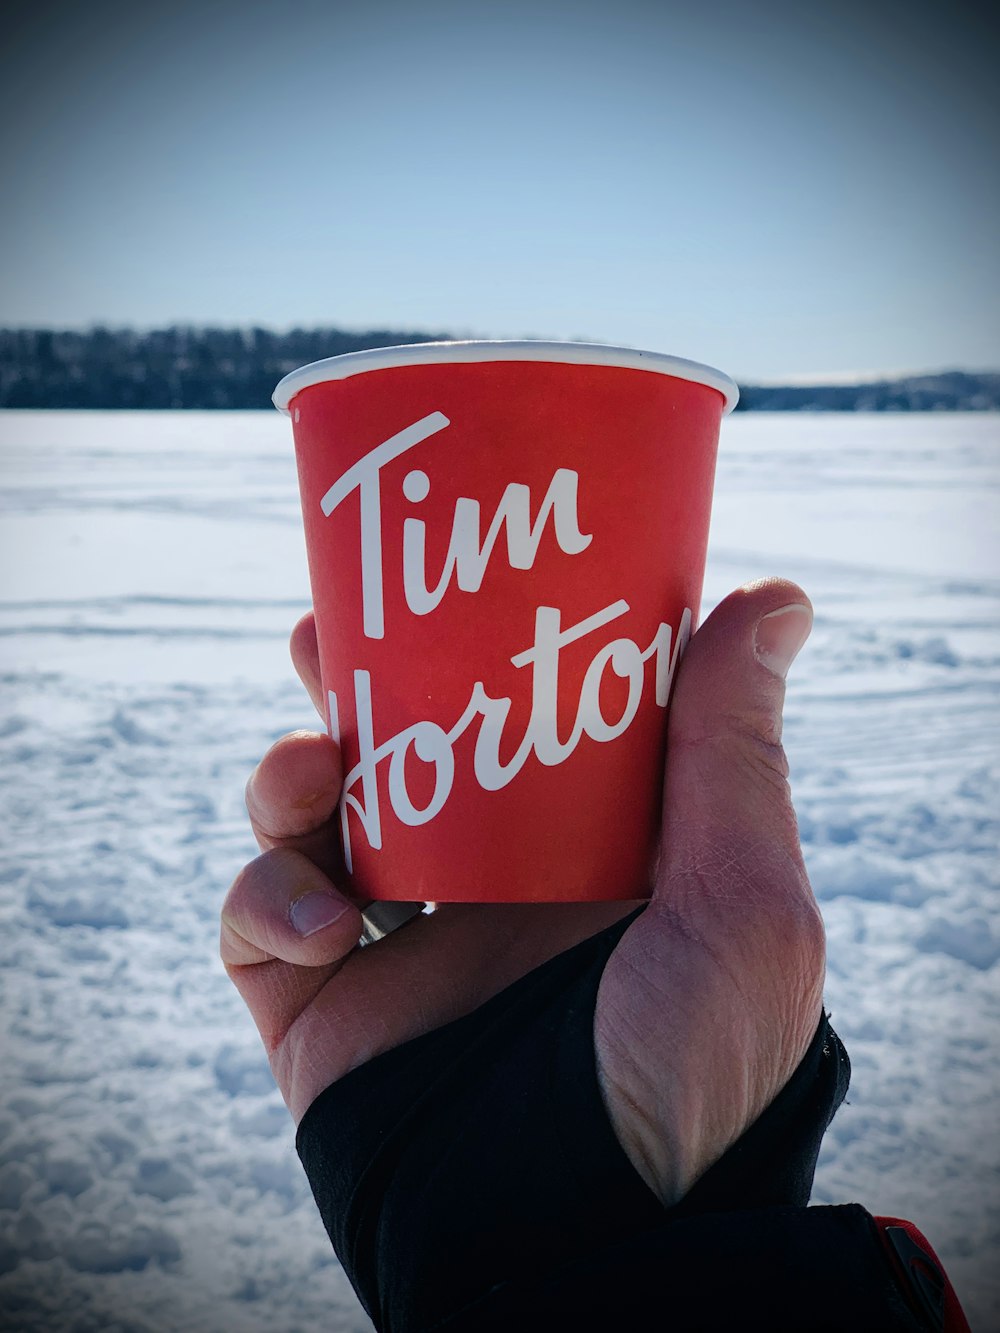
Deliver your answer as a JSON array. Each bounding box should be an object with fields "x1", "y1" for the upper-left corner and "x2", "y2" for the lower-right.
[{"x1": 874, "y1": 1216, "x2": 971, "y2": 1333}]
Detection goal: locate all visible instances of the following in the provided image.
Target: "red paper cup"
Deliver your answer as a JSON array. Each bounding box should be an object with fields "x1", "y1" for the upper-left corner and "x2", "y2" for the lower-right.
[{"x1": 274, "y1": 342, "x2": 737, "y2": 903}]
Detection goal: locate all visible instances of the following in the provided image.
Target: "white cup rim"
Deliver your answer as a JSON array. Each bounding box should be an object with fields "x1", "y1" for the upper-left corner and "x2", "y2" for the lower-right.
[{"x1": 272, "y1": 339, "x2": 739, "y2": 414}]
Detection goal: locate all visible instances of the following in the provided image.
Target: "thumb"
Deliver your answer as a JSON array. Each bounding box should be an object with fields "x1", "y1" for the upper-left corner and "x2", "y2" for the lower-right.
[
  {"x1": 662, "y1": 579, "x2": 811, "y2": 872},
  {"x1": 656, "y1": 578, "x2": 824, "y2": 984},
  {"x1": 594, "y1": 580, "x2": 826, "y2": 1205}
]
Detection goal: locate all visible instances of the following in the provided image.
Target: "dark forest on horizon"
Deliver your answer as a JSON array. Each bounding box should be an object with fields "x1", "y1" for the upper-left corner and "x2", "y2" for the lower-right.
[{"x1": 2, "y1": 326, "x2": 998, "y2": 411}]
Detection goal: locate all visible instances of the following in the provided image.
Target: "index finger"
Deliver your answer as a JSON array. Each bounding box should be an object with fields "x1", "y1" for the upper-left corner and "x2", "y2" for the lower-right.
[{"x1": 290, "y1": 611, "x2": 324, "y2": 718}]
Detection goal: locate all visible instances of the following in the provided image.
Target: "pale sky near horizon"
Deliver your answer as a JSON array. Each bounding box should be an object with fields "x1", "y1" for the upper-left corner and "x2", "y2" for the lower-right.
[{"x1": 1, "y1": 0, "x2": 997, "y2": 381}]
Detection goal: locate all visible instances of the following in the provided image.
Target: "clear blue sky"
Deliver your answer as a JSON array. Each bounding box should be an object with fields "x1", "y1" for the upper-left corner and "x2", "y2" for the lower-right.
[{"x1": 1, "y1": 0, "x2": 997, "y2": 380}]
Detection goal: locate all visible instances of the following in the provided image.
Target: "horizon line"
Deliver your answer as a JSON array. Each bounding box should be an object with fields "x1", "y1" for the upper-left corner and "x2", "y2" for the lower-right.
[{"x1": 1, "y1": 324, "x2": 997, "y2": 385}]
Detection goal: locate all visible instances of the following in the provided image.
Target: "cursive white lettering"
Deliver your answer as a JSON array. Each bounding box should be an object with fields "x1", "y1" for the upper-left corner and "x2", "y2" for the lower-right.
[
  {"x1": 402, "y1": 468, "x2": 592, "y2": 616},
  {"x1": 321, "y1": 412, "x2": 591, "y2": 637},
  {"x1": 332, "y1": 602, "x2": 691, "y2": 870}
]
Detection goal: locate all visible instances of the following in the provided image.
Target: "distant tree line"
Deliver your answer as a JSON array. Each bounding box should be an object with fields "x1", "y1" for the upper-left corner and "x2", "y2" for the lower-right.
[
  {"x1": 735, "y1": 372, "x2": 1000, "y2": 412},
  {"x1": 0, "y1": 326, "x2": 450, "y2": 410},
  {"x1": 1, "y1": 326, "x2": 997, "y2": 411}
]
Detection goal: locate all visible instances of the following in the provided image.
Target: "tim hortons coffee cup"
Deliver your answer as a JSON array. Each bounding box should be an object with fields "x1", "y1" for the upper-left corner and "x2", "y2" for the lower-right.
[{"x1": 274, "y1": 341, "x2": 737, "y2": 902}]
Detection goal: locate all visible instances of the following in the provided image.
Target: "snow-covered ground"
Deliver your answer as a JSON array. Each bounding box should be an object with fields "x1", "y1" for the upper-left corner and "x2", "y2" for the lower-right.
[{"x1": 1, "y1": 410, "x2": 997, "y2": 1331}]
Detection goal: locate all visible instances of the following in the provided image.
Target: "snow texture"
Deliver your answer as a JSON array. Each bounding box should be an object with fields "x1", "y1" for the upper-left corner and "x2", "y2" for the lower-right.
[{"x1": 1, "y1": 410, "x2": 997, "y2": 1330}]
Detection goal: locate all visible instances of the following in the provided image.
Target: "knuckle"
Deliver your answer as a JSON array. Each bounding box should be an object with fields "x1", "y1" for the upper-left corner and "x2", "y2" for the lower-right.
[
  {"x1": 720, "y1": 711, "x2": 790, "y2": 795},
  {"x1": 224, "y1": 849, "x2": 285, "y2": 920},
  {"x1": 678, "y1": 714, "x2": 791, "y2": 801},
  {"x1": 224, "y1": 857, "x2": 258, "y2": 913}
]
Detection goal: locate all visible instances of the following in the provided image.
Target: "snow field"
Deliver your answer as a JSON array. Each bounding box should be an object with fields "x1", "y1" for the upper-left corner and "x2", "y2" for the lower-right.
[{"x1": 0, "y1": 410, "x2": 997, "y2": 1330}]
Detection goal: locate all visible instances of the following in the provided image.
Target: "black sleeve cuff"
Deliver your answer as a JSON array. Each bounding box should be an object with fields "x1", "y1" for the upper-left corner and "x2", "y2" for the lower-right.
[
  {"x1": 297, "y1": 908, "x2": 851, "y2": 1331},
  {"x1": 432, "y1": 1203, "x2": 932, "y2": 1332}
]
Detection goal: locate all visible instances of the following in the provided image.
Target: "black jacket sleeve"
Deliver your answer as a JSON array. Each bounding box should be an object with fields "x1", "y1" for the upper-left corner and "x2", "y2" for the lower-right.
[{"x1": 296, "y1": 909, "x2": 965, "y2": 1332}]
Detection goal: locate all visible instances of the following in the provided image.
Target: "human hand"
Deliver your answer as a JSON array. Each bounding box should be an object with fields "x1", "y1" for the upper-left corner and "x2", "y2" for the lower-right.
[{"x1": 222, "y1": 578, "x2": 824, "y2": 1206}]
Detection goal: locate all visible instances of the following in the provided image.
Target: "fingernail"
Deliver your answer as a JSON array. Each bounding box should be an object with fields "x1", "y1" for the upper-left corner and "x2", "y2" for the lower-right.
[
  {"x1": 289, "y1": 891, "x2": 348, "y2": 937},
  {"x1": 754, "y1": 603, "x2": 813, "y2": 679}
]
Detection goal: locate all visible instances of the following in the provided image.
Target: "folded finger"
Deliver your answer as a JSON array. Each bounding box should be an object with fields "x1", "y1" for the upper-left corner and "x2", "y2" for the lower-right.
[
  {"x1": 290, "y1": 611, "x2": 324, "y2": 717},
  {"x1": 221, "y1": 847, "x2": 364, "y2": 1050},
  {"x1": 222, "y1": 847, "x2": 361, "y2": 966},
  {"x1": 245, "y1": 729, "x2": 345, "y2": 878}
]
